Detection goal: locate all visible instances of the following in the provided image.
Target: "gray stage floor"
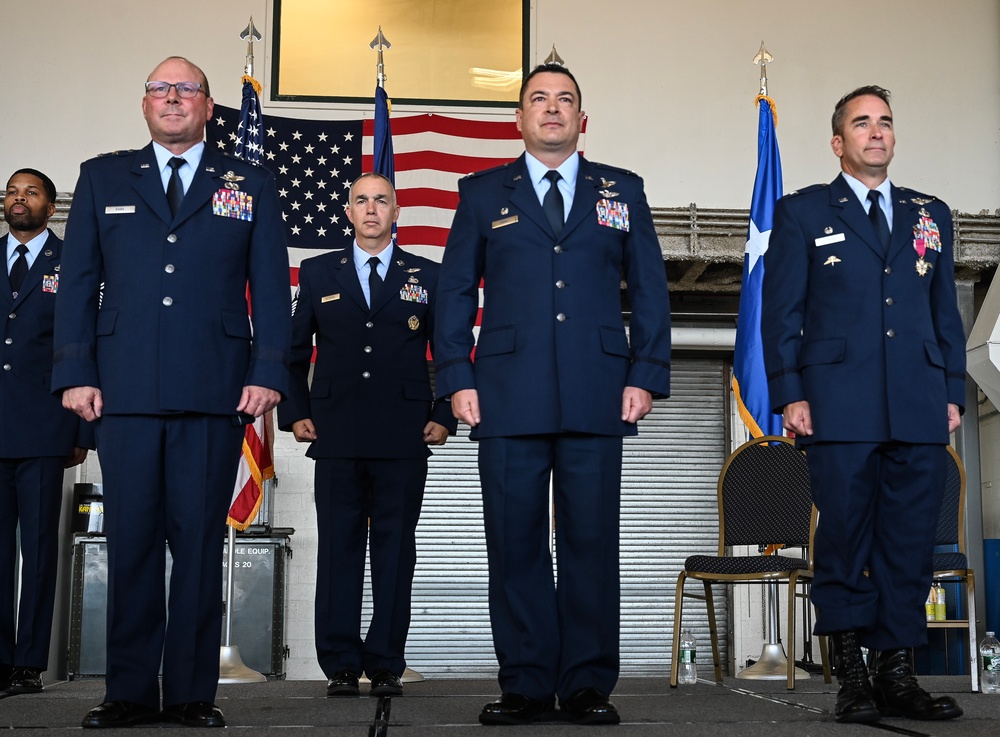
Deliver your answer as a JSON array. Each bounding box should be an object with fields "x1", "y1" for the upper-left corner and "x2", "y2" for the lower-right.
[{"x1": 1, "y1": 675, "x2": 995, "y2": 736}]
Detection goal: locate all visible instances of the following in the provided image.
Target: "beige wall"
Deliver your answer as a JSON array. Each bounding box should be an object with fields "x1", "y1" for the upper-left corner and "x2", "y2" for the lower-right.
[{"x1": 2, "y1": 0, "x2": 998, "y2": 212}]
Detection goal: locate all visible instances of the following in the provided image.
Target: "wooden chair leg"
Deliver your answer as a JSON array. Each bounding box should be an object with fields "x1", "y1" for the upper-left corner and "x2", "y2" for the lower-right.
[
  {"x1": 786, "y1": 575, "x2": 798, "y2": 690},
  {"x1": 818, "y1": 634, "x2": 832, "y2": 683},
  {"x1": 703, "y1": 581, "x2": 723, "y2": 683},
  {"x1": 670, "y1": 571, "x2": 687, "y2": 688},
  {"x1": 967, "y1": 570, "x2": 979, "y2": 693}
]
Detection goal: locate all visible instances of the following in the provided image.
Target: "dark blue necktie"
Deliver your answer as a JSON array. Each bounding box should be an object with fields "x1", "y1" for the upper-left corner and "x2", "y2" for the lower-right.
[
  {"x1": 868, "y1": 190, "x2": 890, "y2": 252},
  {"x1": 367, "y1": 256, "x2": 383, "y2": 305},
  {"x1": 9, "y1": 244, "x2": 28, "y2": 294},
  {"x1": 167, "y1": 157, "x2": 186, "y2": 217},
  {"x1": 543, "y1": 170, "x2": 564, "y2": 237}
]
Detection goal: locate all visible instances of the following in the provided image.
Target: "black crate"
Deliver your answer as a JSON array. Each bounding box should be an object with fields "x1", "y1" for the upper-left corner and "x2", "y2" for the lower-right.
[{"x1": 68, "y1": 532, "x2": 292, "y2": 679}]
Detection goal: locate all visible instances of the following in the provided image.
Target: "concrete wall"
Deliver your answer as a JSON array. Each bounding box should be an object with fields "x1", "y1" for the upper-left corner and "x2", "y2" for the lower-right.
[{"x1": 2, "y1": 1, "x2": 998, "y2": 211}]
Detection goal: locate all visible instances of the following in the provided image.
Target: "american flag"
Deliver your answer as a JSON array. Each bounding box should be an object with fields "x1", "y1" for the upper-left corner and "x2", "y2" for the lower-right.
[{"x1": 207, "y1": 104, "x2": 587, "y2": 285}]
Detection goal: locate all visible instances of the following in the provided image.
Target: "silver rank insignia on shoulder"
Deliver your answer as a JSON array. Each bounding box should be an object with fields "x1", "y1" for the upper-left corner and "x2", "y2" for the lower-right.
[
  {"x1": 600, "y1": 177, "x2": 617, "y2": 188},
  {"x1": 838, "y1": 197, "x2": 849, "y2": 203},
  {"x1": 599, "y1": 189, "x2": 619, "y2": 198},
  {"x1": 44, "y1": 249, "x2": 54, "y2": 257},
  {"x1": 408, "y1": 315, "x2": 420, "y2": 331},
  {"x1": 500, "y1": 207, "x2": 509, "y2": 216},
  {"x1": 824, "y1": 226, "x2": 833, "y2": 234},
  {"x1": 912, "y1": 197, "x2": 933, "y2": 205},
  {"x1": 221, "y1": 171, "x2": 245, "y2": 191},
  {"x1": 512, "y1": 175, "x2": 522, "y2": 181}
]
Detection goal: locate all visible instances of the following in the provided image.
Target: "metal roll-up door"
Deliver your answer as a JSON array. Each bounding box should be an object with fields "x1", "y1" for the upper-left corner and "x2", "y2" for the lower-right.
[
  {"x1": 619, "y1": 358, "x2": 728, "y2": 673},
  {"x1": 392, "y1": 357, "x2": 727, "y2": 677}
]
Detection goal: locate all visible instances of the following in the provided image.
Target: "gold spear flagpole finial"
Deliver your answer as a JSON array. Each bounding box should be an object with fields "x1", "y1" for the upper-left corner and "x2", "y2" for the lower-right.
[
  {"x1": 240, "y1": 15, "x2": 262, "y2": 79},
  {"x1": 543, "y1": 44, "x2": 564, "y2": 66},
  {"x1": 753, "y1": 41, "x2": 773, "y2": 97},
  {"x1": 370, "y1": 26, "x2": 391, "y2": 89}
]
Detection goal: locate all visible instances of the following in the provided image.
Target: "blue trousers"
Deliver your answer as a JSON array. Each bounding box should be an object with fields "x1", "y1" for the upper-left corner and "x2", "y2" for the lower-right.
[
  {"x1": 806, "y1": 442, "x2": 946, "y2": 650},
  {"x1": 478, "y1": 434, "x2": 623, "y2": 702}
]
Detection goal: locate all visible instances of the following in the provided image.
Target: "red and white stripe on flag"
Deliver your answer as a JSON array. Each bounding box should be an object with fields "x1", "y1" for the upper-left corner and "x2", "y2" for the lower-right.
[{"x1": 228, "y1": 411, "x2": 274, "y2": 531}]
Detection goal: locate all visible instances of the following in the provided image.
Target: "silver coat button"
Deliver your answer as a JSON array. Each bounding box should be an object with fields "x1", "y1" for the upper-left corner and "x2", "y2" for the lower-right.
[
  {"x1": 167, "y1": 234, "x2": 178, "y2": 244},
  {"x1": 162, "y1": 296, "x2": 173, "y2": 306},
  {"x1": 554, "y1": 245, "x2": 562, "y2": 253},
  {"x1": 885, "y1": 297, "x2": 893, "y2": 306},
  {"x1": 556, "y1": 280, "x2": 565, "y2": 288},
  {"x1": 4, "y1": 338, "x2": 12, "y2": 345},
  {"x1": 165, "y1": 264, "x2": 175, "y2": 273},
  {"x1": 366, "y1": 321, "x2": 374, "y2": 328},
  {"x1": 556, "y1": 313, "x2": 566, "y2": 322},
  {"x1": 884, "y1": 266, "x2": 892, "y2": 274},
  {"x1": 886, "y1": 328, "x2": 895, "y2": 338},
  {"x1": 2, "y1": 364, "x2": 10, "y2": 371},
  {"x1": 362, "y1": 371, "x2": 371, "y2": 379},
  {"x1": 364, "y1": 346, "x2": 373, "y2": 353}
]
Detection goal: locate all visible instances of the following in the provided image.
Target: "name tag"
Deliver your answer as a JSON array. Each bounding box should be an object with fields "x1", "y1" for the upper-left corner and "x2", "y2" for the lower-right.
[
  {"x1": 814, "y1": 233, "x2": 845, "y2": 246},
  {"x1": 492, "y1": 215, "x2": 518, "y2": 229},
  {"x1": 105, "y1": 205, "x2": 136, "y2": 214},
  {"x1": 321, "y1": 294, "x2": 340, "y2": 303}
]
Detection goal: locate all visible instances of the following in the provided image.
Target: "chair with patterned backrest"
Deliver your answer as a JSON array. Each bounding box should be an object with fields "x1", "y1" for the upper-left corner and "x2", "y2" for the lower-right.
[
  {"x1": 669, "y1": 435, "x2": 831, "y2": 690},
  {"x1": 926, "y1": 445, "x2": 979, "y2": 691}
]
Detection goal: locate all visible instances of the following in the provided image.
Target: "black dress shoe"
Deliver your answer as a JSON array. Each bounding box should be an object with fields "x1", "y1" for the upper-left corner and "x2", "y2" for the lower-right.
[
  {"x1": 0, "y1": 664, "x2": 13, "y2": 690},
  {"x1": 369, "y1": 670, "x2": 403, "y2": 696},
  {"x1": 6, "y1": 667, "x2": 43, "y2": 694},
  {"x1": 327, "y1": 670, "x2": 360, "y2": 697},
  {"x1": 161, "y1": 701, "x2": 226, "y2": 728},
  {"x1": 830, "y1": 631, "x2": 880, "y2": 723},
  {"x1": 561, "y1": 687, "x2": 620, "y2": 725},
  {"x1": 81, "y1": 701, "x2": 161, "y2": 728},
  {"x1": 872, "y1": 648, "x2": 963, "y2": 721},
  {"x1": 479, "y1": 692, "x2": 555, "y2": 725}
]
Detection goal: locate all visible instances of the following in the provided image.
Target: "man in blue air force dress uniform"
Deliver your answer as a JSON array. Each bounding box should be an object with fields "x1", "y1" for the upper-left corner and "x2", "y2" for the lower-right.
[
  {"x1": 434, "y1": 64, "x2": 672, "y2": 725},
  {"x1": 278, "y1": 173, "x2": 455, "y2": 698},
  {"x1": 52, "y1": 57, "x2": 290, "y2": 729},
  {"x1": 762, "y1": 86, "x2": 965, "y2": 724},
  {"x1": 1, "y1": 169, "x2": 93, "y2": 694}
]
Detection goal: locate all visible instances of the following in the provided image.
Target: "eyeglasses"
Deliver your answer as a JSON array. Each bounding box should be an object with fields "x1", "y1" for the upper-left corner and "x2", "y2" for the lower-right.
[{"x1": 145, "y1": 81, "x2": 206, "y2": 99}]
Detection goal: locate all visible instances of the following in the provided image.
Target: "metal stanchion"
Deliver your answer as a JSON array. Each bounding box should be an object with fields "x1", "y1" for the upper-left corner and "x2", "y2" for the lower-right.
[
  {"x1": 737, "y1": 580, "x2": 810, "y2": 680},
  {"x1": 219, "y1": 523, "x2": 266, "y2": 683}
]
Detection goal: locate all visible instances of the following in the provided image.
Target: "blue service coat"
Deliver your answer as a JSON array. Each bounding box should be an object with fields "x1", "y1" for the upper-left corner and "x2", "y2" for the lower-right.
[
  {"x1": 433, "y1": 154, "x2": 672, "y2": 438},
  {"x1": 761, "y1": 174, "x2": 967, "y2": 444},
  {"x1": 52, "y1": 144, "x2": 290, "y2": 411},
  {"x1": 278, "y1": 246, "x2": 456, "y2": 457},
  {"x1": 2, "y1": 230, "x2": 93, "y2": 456}
]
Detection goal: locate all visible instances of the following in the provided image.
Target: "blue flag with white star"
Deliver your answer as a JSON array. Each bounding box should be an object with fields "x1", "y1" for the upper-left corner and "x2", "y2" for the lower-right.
[{"x1": 733, "y1": 96, "x2": 784, "y2": 438}]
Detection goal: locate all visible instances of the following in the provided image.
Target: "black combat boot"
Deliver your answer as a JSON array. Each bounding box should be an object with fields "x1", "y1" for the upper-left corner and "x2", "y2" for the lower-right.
[
  {"x1": 830, "y1": 631, "x2": 880, "y2": 723},
  {"x1": 871, "y1": 648, "x2": 963, "y2": 720}
]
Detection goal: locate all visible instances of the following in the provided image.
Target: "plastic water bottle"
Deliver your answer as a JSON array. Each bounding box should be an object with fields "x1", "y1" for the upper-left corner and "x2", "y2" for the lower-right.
[
  {"x1": 678, "y1": 629, "x2": 698, "y2": 685},
  {"x1": 981, "y1": 631, "x2": 1000, "y2": 694}
]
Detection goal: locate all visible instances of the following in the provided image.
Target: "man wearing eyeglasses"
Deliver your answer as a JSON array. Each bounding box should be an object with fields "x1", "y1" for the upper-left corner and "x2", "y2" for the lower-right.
[{"x1": 53, "y1": 56, "x2": 290, "y2": 729}]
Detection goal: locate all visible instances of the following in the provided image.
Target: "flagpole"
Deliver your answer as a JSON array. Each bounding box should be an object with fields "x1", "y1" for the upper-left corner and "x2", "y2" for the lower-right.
[
  {"x1": 735, "y1": 44, "x2": 809, "y2": 683},
  {"x1": 220, "y1": 14, "x2": 268, "y2": 685}
]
